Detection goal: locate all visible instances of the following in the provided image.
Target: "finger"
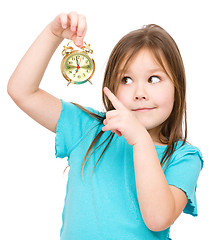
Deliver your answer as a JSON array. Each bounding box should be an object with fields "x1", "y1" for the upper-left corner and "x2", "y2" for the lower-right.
[
  {"x1": 75, "y1": 14, "x2": 87, "y2": 47},
  {"x1": 114, "y1": 130, "x2": 122, "y2": 137},
  {"x1": 102, "y1": 116, "x2": 121, "y2": 132},
  {"x1": 69, "y1": 11, "x2": 78, "y2": 32},
  {"x1": 111, "y1": 129, "x2": 122, "y2": 137},
  {"x1": 103, "y1": 116, "x2": 122, "y2": 138},
  {"x1": 103, "y1": 87, "x2": 126, "y2": 110},
  {"x1": 102, "y1": 124, "x2": 122, "y2": 137},
  {"x1": 59, "y1": 13, "x2": 68, "y2": 29},
  {"x1": 103, "y1": 119, "x2": 107, "y2": 125},
  {"x1": 105, "y1": 110, "x2": 118, "y2": 120},
  {"x1": 77, "y1": 14, "x2": 87, "y2": 37}
]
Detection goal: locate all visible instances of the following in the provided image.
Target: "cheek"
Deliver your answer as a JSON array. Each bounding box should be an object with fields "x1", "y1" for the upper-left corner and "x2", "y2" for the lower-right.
[
  {"x1": 116, "y1": 87, "x2": 130, "y2": 107},
  {"x1": 154, "y1": 85, "x2": 175, "y2": 113},
  {"x1": 159, "y1": 93, "x2": 174, "y2": 108}
]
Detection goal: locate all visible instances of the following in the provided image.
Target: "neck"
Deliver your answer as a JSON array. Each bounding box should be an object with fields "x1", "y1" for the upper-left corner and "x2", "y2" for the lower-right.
[{"x1": 148, "y1": 127, "x2": 167, "y2": 146}]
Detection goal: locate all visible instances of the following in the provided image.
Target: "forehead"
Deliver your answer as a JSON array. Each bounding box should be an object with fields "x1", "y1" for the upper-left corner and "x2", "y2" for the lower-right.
[
  {"x1": 119, "y1": 48, "x2": 172, "y2": 78},
  {"x1": 128, "y1": 49, "x2": 161, "y2": 71}
]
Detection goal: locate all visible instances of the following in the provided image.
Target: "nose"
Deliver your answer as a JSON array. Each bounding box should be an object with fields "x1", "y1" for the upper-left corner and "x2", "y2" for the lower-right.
[
  {"x1": 134, "y1": 84, "x2": 148, "y2": 101},
  {"x1": 135, "y1": 95, "x2": 146, "y2": 100}
]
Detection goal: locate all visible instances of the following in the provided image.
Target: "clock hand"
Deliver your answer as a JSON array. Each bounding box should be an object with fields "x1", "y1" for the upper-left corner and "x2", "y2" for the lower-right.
[
  {"x1": 79, "y1": 56, "x2": 82, "y2": 65},
  {"x1": 75, "y1": 56, "x2": 82, "y2": 73},
  {"x1": 75, "y1": 65, "x2": 80, "y2": 73},
  {"x1": 76, "y1": 56, "x2": 79, "y2": 66}
]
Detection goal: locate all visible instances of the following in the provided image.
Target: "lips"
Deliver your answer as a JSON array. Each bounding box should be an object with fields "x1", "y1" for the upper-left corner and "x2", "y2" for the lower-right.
[{"x1": 132, "y1": 107, "x2": 155, "y2": 112}]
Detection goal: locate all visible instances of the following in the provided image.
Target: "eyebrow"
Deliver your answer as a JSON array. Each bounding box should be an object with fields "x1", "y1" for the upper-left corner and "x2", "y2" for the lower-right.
[
  {"x1": 119, "y1": 67, "x2": 165, "y2": 75},
  {"x1": 147, "y1": 67, "x2": 165, "y2": 73}
]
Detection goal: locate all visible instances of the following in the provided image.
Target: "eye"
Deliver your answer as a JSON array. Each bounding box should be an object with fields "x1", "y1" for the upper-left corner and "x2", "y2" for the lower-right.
[
  {"x1": 148, "y1": 76, "x2": 161, "y2": 84},
  {"x1": 121, "y1": 76, "x2": 133, "y2": 85}
]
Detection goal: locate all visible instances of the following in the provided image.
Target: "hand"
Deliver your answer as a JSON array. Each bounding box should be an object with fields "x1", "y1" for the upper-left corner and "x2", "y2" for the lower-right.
[
  {"x1": 50, "y1": 11, "x2": 87, "y2": 47},
  {"x1": 102, "y1": 87, "x2": 147, "y2": 146}
]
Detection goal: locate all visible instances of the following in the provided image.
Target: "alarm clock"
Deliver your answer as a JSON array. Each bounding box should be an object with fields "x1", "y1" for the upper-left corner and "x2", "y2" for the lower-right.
[{"x1": 61, "y1": 41, "x2": 95, "y2": 85}]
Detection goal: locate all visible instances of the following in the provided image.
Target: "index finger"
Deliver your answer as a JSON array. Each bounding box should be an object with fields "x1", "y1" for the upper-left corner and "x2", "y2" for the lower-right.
[
  {"x1": 69, "y1": 12, "x2": 87, "y2": 47},
  {"x1": 103, "y1": 87, "x2": 126, "y2": 110}
]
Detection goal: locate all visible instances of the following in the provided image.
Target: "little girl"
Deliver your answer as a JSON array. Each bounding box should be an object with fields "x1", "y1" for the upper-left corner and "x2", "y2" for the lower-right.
[{"x1": 8, "y1": 11, "x2": 203, "y2": 240}]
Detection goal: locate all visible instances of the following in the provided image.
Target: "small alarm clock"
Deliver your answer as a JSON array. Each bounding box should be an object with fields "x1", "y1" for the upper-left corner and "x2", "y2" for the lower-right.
[{"x1": 61, "y1": 41, "x2": 95, "y2": 85}]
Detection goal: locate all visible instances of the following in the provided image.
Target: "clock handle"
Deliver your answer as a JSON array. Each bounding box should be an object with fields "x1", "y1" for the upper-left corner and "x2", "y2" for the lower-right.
[{"x1": 81, "y1": 42, "x2": 93, "y2": 54}]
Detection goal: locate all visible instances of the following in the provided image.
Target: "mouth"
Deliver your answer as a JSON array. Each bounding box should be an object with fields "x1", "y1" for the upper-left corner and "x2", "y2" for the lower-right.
[{"x1": 132, "y1": 107, "x2": 155, "y2": 112}]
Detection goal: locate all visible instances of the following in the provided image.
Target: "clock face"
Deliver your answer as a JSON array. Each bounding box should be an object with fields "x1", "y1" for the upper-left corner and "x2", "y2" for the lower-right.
[{"x1": 63, "y1": 52, "x2": 95, "y2": 84}]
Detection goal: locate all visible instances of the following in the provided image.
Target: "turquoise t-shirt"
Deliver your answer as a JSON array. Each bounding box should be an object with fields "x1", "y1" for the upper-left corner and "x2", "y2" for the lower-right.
[{"x1": 55, "y1": 100, "x2": 203, "y2": 240}]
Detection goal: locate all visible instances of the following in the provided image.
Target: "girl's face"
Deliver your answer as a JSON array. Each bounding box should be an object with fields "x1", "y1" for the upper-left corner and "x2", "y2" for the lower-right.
[{"x1": 116, "y1": 48, "x2": 175, "y2": 141}]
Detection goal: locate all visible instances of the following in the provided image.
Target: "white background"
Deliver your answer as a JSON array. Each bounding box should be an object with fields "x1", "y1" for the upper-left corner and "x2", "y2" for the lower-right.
[{"x1": 1, "y1": 0, "x2": 217, "y2": 239}]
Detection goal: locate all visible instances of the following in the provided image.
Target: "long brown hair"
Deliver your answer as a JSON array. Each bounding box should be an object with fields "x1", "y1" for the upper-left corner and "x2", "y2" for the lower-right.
[{"x1": 77, "y1": 24, "x2": 187, "y2": 177}]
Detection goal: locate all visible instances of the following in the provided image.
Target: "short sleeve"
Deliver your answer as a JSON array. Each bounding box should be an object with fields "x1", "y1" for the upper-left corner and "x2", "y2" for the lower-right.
[
  {"x1": 55, "y1": 100, "x2": 102, "y2": 159},
  {"x1": 164, "y1": 144, "x2": 204, "y2": 216}
]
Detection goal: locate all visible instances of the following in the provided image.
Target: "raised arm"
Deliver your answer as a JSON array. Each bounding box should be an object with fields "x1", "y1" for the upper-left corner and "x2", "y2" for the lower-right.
[{"x1": 7, "y1": 12, "x2": 87, "y2": 133}]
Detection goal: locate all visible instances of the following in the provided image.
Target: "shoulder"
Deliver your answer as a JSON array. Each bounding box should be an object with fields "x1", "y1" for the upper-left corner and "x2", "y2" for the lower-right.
[
  {"x1": 59, "y1": 99, "x2": 105, "y2": 127},
  {"x1": 175, "y1": 141, "x2": 202, "y2": 157},
  {"x1": 57, "y1": 100, "x2": 106, "y2": 138},
  {"x1": 55, "y1": 100, "x2": 105, "y2": 158},
  {"x1": 164, "y1": 141, "x2": 204, "y2": 178},
  {"x1": 171, "y1": 141, "x2": 204, "y2": 169}
]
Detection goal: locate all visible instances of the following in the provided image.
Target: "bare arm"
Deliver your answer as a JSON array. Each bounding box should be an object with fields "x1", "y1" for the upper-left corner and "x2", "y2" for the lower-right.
[
  {"x1": 7, "y1": 12, "x2": 87, "y2": 133},
  {"x1": 133, "y1": 137, "x2": 188, "y2": 231}
]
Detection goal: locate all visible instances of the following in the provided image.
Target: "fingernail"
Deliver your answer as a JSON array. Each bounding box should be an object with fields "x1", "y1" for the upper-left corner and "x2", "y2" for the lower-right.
[
  {"x1": 77, "y1": 31, "x2": 83, "y2": 37},
  {"x1": 62, "y1": 24, "x2": 67, "y2": 29},
  {"x1": 75, "y1": 39, "x2": 82, "y2": 46},
  {"x1": 104, "y1": 87, "x2": 109, "y2": 92}
]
